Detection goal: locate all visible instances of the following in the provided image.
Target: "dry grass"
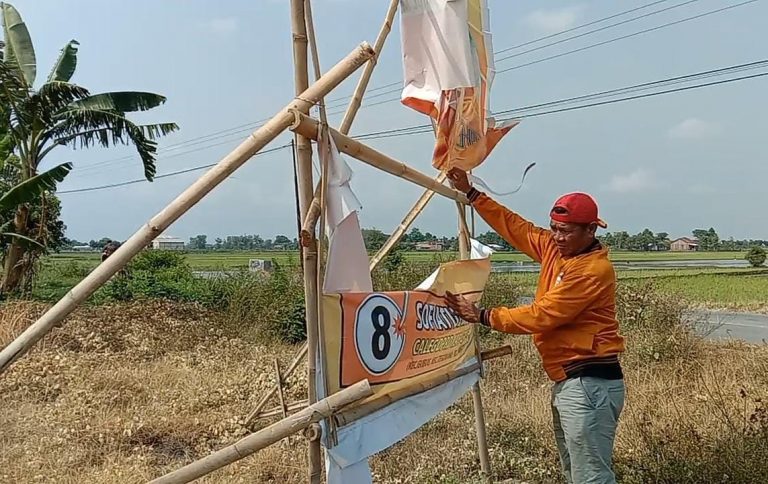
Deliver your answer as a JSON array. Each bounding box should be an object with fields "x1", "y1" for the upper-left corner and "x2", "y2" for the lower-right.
[{"x1": 2, "y1": 300, "x2": 768, "y2": 483}]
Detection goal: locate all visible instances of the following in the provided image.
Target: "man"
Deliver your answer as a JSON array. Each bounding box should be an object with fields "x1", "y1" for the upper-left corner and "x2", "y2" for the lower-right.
[{"x1": 445, "y1": 167, "x2": 625, "y2": 484}]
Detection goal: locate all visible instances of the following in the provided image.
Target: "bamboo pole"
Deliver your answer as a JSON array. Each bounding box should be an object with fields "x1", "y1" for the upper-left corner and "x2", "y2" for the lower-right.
[
  {"x1": 254, "y1": 400, "x2": 309, "y2": 420},
  {"x1": 0, "y1": 43, "x2": 374, "y2": 376},
  {"x1": 303, "y1": 1, "x2": 334, "y2": 440},
  {"x1": 148, "y1": 380, "x2": 373, "y2": 484},
  {"x1": 334, "y1": 345, "x2": 512, "y2": 427},
  {"x1": 369, "y1": 172, "x2": 448, "y2": 271},
  {"x1": 289, "y1": 112, "x2": 469, "y2": 204},
  {"x1": 274, "y1": 359, "x2": 288, "y2": 419},
  {"x1": 339, "y1": 0, "x2": 399, "y2": 134},
  {"x1": 458, "y1": 204, "x2": 492, "y2": 480},
  {"x1": 244, "y1": 342, "x2": 308, "y2": 426},
  {"x1": 289, "y1": 1, "x2": 323, "y2": 482},
  {"x1": 300, "y1": 0, "x2": 400, "y2": 237}
]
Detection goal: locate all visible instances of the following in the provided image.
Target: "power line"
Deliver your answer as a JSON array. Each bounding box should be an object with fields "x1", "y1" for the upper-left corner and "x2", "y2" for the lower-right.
[
  {"x1": 58, "y1": 144, "x2": 292, "y2": 194},
  {"x1": 67, "y1": 0, "x2": 726, "y2": 175},
  {"x1": 504, "y1": 70, "x2": 768, "y2": 121},
  {"x1": 349, "y1": 59, "x2": 768, "y2": 138},
  {"x1": 497, "y1": 0, "x2": 758, "y2": 74},
  {"x1": 326, "y1": 0, "x2": 761, "y2": 116},
  {"x1": 495, "y1": 0, "x2": 701, "y2": 63},
  {"x1": 59, "y1": 61, "x2": 767, "y2": 194},
  {"x1": 494, "y1": 0, "x2": 670, "y2": 54},
  {"x1": 65, "y1": 0, "x2": 758, "y2": 178}
]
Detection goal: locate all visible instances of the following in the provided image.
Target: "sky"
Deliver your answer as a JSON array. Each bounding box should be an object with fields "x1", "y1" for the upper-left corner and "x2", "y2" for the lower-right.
[{"x1": 9, "y1": 0, "x2": 768, "y2": 242}]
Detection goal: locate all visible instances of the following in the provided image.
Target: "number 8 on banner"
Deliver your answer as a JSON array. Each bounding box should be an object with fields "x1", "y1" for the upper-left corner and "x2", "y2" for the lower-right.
[{"x1": 354, "y1": 294, "x2": 405, "y2": 375}]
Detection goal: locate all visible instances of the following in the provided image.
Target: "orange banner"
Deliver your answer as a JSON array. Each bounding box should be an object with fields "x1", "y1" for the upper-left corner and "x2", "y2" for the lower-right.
[
  {"x1": 337, "y1": 290, "x2": 477, "y2": 387},
  {"x1": 321, "y1": 258, "x2": 491, "y2": 399}
]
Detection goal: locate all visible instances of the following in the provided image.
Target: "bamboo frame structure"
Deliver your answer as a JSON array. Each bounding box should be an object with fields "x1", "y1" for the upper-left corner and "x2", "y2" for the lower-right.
[
  {"x1": 252, "y1": 343, "x2": 514, "y2": 423},
  {"x1": 300, "y1": 0, "x2": 400, "y2": 238},
  {"x1": 289, "y1": 1, "x2": 323, "y2": 481},
  {"x1": 334, "y1": 345, "x2": 512, "y2": 427},
  {"x1": 290, "y1": 112, "x2": 469, "y2": 204},
  {"x1": 0, "y1": 43, "x2": 374, "y2": 376},
  {"x1": 148, "y1": 380, "x2": 373, "y2": 484}
]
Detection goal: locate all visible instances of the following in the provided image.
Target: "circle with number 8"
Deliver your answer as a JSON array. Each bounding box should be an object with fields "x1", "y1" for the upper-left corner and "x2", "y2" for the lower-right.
[{"x1": 354, "y1": 294, "x2": 405, "y2": 375}]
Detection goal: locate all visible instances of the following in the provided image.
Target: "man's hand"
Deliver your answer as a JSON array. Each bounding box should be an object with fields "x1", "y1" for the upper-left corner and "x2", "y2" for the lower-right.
[
  {"x1": 445, "y1": 291, "x2": 481, "y2": 324},
  {"x1": 447, "y1": 168, "x2": 472, "y2": 194}
]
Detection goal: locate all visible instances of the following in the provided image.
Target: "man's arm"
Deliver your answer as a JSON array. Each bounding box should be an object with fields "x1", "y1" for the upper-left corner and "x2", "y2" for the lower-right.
[
  {"x1": 483, "y1": 273, "x2": 605, "y2": 334},
  {"x1": 447, "y1": 167, "x2": 553, "y2": 262},
  {"x1": 467, "y1": 188, "x2": 552, "y2": 263}
]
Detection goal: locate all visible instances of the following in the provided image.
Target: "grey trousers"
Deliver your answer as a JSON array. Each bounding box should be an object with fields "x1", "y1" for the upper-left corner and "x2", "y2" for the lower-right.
[{"x1": 551, "y1": 377, "x2": 625, "y2": 484}]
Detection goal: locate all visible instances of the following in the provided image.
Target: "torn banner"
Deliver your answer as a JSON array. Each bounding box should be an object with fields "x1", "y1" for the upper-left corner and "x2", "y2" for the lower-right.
[
  {"x1": 400, "y1": 0, "x2": 519, "y2": 171},
  {"x1": 316, "y1": 124, "x2": 496, "y2": 483}
]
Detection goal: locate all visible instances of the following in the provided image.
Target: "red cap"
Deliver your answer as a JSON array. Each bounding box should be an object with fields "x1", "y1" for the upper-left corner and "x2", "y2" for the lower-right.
[{"x1": 550, "y1": 192, "x2": 607, "y2": 228}]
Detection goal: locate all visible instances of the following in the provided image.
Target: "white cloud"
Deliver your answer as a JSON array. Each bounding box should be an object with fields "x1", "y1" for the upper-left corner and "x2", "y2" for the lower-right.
[
  {"x1": 668, "y1": 118, "x2": 720, "y2": 139},
  {"x1": 604, "y1": 169, "x2": 660, "y2": 193},
  {"x1": 525, "y1": 6, "x2": 584, "y2": 34},
  {"x1": 204, "y1": 17, "x2": 238, "y2": 36}
]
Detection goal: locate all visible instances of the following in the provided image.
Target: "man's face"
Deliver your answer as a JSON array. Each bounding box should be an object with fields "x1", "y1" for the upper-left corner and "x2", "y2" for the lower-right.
[{"x1": 550, "y1": 220, "x2": 597, "y2": 257}]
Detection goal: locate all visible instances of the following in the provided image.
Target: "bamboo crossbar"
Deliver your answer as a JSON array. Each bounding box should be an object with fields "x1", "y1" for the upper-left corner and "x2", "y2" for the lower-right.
[
  {"x1": 244, "y1": 342, "x2": 308, "y2": 426},
  {"x1": 289, "y1": 112, "x2": 470, "y2": 204},
  {"x1": 254, "y1": 399, "x2": 309, "y2": 420},
  {"x1": 334, "y1": 345, "x2": 512, "y2": 427},
  {"x1": 0, "y1": 42, "x2": 375, "y2": 376},
  {"x1": 148, "y1": 380, "x2": 372, "y2": 484}
]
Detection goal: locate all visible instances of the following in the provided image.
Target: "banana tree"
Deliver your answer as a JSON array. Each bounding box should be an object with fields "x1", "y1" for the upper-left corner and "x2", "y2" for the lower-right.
[{"x1": 0, "y1": 2, "x2": 178, "y2": 294}]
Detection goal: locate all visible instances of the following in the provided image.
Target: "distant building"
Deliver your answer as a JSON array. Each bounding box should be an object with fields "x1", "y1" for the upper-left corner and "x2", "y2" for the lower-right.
[
  {"x1": 151, "y1": 235, "x2": 185, "y2": 251},
  {"x1": 71, "y1": 245, "x2": 93, "y2": 252},
  {"x1": 415, "y1": 241, "x2": 443, "y2": 251},
  {"x1": 670, "y1": 237, "x2": 699, "y2": 251}
]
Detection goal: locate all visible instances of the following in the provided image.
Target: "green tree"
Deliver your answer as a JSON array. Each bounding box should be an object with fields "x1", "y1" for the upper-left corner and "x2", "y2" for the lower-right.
[
  {"x1": 692, "y1": 228, "x2": 720, "y2": 251},
  {"x1": 0, "y1": 3, "x2": 178, "y2": 294},
  {"x1": 362, "y1": 228, "x2": 388, "y2": 251},
  {"x1": 188, "y1": 234, "x2": 207, "y2": 250},
  {"x1": 745, "y1": 246, "x2": 766, "y2": 268}
]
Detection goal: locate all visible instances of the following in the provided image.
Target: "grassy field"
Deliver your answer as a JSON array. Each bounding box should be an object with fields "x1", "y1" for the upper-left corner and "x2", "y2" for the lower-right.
[
  {"x1": 2, "y1": 297, "x2": 767, "y2": 483},
  {"x1": 48, "y1": 249, "x2": 748, "y2": 270},
  {"x1": 33, "y1": 252, "x2": 768, "y2": 313}
]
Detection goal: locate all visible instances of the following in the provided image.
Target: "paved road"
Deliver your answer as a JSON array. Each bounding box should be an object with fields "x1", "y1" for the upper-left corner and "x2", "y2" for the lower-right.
[
  {"x1": 693, "y1": 310, "x2": 768, "y2": 344},
  {"x1": 518, "y1": 297, "x2": 767, "y2": 344}
]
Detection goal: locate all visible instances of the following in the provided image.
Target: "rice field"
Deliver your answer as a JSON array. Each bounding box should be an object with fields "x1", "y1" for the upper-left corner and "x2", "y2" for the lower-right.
[{"x1": 47, "y1": 249, "x2": 748, "y2": 270}]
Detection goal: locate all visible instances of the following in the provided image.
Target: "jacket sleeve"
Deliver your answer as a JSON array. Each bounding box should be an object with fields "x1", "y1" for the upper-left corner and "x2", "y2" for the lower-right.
[
  {"x1": 487, "y1": 273, "x2": 604, "y2": 334},
  {"x1": 470, "y1": 191, "x2": 553, "y2": 262}
]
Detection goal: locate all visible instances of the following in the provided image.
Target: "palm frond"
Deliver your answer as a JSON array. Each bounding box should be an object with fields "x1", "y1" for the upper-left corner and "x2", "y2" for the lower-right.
[
  {"x1": 71, "y1": 91, "x2": 167, "y2": 113},
  {"x1": 1, "y1": 2, "x2": 36, "y2": 87},
  {"x1": 52, "y1": 107, "x2": 157, "y2": 181},
  {"x1": 138, "y1": 122, "x2": 179, "y2": 140},
  {"x1": 47, "y1": 39, "x2": 79, "y2": 83},
  {"x1": 1, "y1": 231, "x2": 44, "y2": 249},
  {"x1": 25, "y1": 81, "x2": 89, "y2": 126},
  {"x1": 0, "y1": 162, "x2": 72, "y2": 211},
  {"x1": 0, "y1": 59, "x2": 27, "y2": 105}
]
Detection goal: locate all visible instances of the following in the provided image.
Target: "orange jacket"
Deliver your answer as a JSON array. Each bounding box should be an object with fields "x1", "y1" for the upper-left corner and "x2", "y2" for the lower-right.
[{"x1": 472, "y1": 193, "x2": 625, "y2": 382}]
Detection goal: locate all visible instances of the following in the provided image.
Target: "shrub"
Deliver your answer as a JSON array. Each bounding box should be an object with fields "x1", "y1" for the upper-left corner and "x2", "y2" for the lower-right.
[
  {"x1": 616, "y1": 279, "x2": 700, "y2": 364},
  {"x1": 745, "y1": 246, "x2": 767, "y2": 267}
]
